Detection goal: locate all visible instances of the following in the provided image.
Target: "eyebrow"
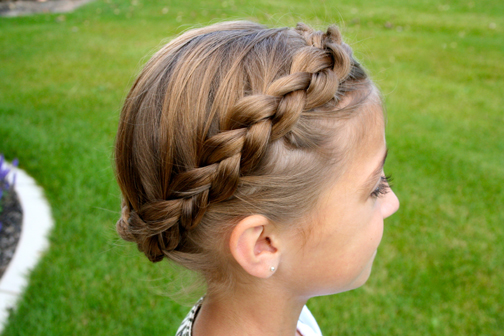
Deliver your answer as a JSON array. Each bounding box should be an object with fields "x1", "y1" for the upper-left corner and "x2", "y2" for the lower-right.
[{"x1": 363, "y1": 148, "x2": 389, "y2": 193}]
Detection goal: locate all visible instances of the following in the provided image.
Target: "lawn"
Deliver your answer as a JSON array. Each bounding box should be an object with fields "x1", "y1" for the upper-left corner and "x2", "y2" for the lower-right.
[{"x1": 0, "y1": 0, "x2": 502, "y2": 335}]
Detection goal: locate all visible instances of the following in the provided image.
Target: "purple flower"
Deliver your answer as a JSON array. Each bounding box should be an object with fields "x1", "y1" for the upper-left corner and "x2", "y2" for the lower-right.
[
  {"x1": 0, "y1": 154, "x2": 6, "y2": 179},
  {"x1": 0, "y1": 154, "x2": 18, "y2": 203},
  {"x1": 0, "y1": 167, "x2": 10, "y2": 183}
]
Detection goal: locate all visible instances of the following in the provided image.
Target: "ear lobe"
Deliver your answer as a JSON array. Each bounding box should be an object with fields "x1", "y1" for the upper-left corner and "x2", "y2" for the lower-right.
[{"x1": 229, "y1": 215, "x2": 279, "y2": 279}]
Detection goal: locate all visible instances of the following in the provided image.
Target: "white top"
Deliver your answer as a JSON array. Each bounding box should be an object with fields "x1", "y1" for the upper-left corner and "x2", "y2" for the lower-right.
[
  {"x1": 176, "y1": 298, "x2": 323, "y2": 336},
  {"x1": 297, "y1": 305, "x2": 323, "y2": 336}
]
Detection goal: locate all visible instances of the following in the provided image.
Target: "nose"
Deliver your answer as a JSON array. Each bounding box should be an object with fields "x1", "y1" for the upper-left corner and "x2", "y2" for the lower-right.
[{"x1": 381, "y1": 189, "x2": 399, "y2": 219}]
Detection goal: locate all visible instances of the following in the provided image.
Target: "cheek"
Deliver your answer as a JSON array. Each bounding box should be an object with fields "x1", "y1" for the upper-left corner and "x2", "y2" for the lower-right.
[
  {"x1": 345, "y1": 208, "x2": 384, "y2": 270},
  {"x1": 347, "y1": 202, "x2": 384, "y2": 247},
  {"x1": 333, "y1": 210, "x2": 384, "y2": 272},
  {"x1": 340, "y1": 211, "x2": 385, "y2": 290},
  {"x1": 290, "y1": 200, "x2": 386, "y2": 293},
  {"x1": 366, "y1": 207, "x2": 385, "y2": 252}
]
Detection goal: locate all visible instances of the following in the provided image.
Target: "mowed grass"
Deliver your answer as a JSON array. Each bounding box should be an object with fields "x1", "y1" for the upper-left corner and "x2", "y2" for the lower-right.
[{"x1": 0, "y1": 0, "x2": 502, "y2": 335}]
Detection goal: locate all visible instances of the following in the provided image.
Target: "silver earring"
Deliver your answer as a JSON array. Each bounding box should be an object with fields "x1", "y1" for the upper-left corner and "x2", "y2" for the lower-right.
[{"x1": 270, "y1": 266, "x2": 276, "y2": 272}]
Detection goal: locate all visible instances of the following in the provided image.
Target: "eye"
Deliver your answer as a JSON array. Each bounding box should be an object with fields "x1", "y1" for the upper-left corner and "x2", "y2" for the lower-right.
[{"x1": 370, "y1": 174, "x2": 393, "y2": 199}]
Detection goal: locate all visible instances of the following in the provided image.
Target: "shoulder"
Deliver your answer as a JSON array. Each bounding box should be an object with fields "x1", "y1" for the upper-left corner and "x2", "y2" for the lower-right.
[{"x1": 175, "y1": 300, "x2": 322, "y2": 336}]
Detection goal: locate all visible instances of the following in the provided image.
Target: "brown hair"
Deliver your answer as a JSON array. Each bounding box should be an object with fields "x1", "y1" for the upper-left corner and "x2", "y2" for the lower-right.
[{"x1": 115, "y1": 21, "x2": 372, "y2": 290}]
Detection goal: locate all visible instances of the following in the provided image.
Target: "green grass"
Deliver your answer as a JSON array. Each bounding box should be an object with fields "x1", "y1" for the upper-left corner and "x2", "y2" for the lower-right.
[{"x1": 0, "y1": 0, "x2": 502, "y2": 335}]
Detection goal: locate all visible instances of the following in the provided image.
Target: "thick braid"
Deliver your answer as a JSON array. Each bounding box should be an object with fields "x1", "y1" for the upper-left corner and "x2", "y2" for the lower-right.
[
  {"x1": 117, "y1": 23, "x2": 354, "y2": 262},
  {"x1": 117, "y1": 199, "x2": 183, "y2": 262}
]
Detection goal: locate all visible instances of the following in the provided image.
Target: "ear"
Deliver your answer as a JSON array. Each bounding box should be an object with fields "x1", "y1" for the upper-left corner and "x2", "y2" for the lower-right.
[{"x1": 229, "y1": 215, "x2": 280, "y2": 279}]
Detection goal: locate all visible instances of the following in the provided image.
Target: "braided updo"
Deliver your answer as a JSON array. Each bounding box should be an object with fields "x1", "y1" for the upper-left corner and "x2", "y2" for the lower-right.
[{"x1": 115, "y1": 21, "x2": 372, "y2": 285}]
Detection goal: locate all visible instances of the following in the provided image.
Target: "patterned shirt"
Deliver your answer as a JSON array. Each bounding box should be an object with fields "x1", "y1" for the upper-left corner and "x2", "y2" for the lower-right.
[{"x1": 175, "y1": 297, "x2": 323, "y2": 336}]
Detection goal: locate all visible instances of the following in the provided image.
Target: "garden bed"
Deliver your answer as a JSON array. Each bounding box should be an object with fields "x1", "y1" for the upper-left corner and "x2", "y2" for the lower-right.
[{"x1": 0, "y1": 190, "x2": 22, "y2": 278}]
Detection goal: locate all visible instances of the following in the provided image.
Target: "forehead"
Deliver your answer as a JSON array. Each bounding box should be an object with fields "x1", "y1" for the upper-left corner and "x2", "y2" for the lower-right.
[
  {"x1": 294, "y1": 100, "x2": 386, "y2": 236},
  {"x1": 320, "y1": 102, "x2": 386, "y2": 201},
  {"x1": 329, "y1": 92, "x2": 385, "y2": 177},
  {"x1": 278, "y1": 95, "x2": 386, "y2": 237},
  {"x1": 350, "y1": 101, "x2": 386, "y2": 162}
]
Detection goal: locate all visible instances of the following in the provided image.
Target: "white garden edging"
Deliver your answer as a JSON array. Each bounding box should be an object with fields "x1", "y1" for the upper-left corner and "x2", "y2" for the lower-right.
[{"x1": 0, "y1": 165, "x2": 54, "y2": 332}]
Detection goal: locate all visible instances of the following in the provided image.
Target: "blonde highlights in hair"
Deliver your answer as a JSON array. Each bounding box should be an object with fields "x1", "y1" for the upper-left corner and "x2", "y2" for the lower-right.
[{"x1": 115, "y1": 21, "x2": 372, "y2": 290}]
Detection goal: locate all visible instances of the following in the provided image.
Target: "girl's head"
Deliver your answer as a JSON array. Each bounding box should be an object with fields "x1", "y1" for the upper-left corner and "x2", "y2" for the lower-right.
[{"x1": 115, "y1": 21, "x2": 398, "y2": 296}]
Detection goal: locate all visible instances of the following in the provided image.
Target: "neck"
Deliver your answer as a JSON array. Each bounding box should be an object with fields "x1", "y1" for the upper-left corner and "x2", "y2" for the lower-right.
[{"x1": 192, "y1": 281, "x2": 307, "y2": 336}]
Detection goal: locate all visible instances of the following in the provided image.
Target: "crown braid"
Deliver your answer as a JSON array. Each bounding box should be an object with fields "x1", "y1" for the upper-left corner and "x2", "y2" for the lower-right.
[{"x1": 116, "y1": 21, "x2": 368, "y2": 264}]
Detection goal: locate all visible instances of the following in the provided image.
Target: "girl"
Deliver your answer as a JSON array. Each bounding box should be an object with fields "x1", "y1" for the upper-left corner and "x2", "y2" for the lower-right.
[{"x1": 115, "y1": 21, "x2": 399, "y2": 336}]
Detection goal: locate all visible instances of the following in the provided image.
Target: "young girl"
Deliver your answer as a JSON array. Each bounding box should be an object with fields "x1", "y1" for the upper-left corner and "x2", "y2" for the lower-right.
[{"x1": 114, "y1": 21, "x2": 399, "y2": 336}]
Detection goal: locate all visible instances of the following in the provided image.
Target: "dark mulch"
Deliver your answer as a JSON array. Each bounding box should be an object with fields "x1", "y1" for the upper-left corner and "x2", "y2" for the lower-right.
[{"x1": 0, "y1": 189, "x2": 23, "y2": 278}]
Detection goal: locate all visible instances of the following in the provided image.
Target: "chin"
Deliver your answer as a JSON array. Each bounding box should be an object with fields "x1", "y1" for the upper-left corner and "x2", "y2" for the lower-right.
[
  {"x1": 324, "y1": 270, "x2": 374, "y2": 296},
  {"x1": 316, "y1": 254, "x2": 380, "y2": 297},
  {"x1": 354, "y1": 267, "x2": 373, "y2": 288},
  {"x1": 346, "y1": 254, "x2": 378, "y2": 291}
]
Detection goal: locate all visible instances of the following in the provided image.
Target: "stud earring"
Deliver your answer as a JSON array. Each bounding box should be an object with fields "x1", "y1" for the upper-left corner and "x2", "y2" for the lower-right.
[{"x1": 270, "y1": 266, "x2": 276, "y2": 272}]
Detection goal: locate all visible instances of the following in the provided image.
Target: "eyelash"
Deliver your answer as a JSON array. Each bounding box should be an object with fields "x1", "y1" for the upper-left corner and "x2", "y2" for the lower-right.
[{"x1": 370, "y1": 174, "x2": 393, "y2": 199}]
